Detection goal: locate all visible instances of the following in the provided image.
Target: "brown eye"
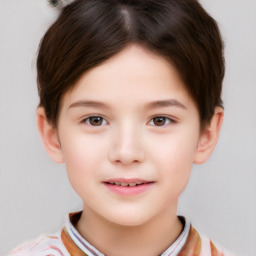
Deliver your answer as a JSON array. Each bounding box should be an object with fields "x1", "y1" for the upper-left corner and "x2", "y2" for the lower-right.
[
  {"x1": 150, "y1": 117, "x2": 172, "y2": 126},
  {"x1": 85, "y1": 116, "x2": 106, "y2": 126}
]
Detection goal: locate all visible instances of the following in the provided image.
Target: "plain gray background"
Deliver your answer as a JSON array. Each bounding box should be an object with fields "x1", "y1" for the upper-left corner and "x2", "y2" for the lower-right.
[{"x1": 0, "y1": 0, "x2": 255, "y2": 255}]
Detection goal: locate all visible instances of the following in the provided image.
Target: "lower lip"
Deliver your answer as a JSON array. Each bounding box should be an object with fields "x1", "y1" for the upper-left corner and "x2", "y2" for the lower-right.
[{"x1": 103, "y1": 182, "x2": 154, "y2": 196}]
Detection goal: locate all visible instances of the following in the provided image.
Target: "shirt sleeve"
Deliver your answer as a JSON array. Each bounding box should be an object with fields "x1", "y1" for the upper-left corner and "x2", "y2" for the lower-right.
[
  {"x1": 200, "y1": 234, "x2": 237, "y2": 256},
  {"x1": 9, "y1": 233, "x2": 70, "y2": 256}
]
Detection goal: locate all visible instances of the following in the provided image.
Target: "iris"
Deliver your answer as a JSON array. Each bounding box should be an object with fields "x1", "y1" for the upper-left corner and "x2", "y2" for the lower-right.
[{"x1": 47, "y1": 0, "x2": 61, "y2": 7}]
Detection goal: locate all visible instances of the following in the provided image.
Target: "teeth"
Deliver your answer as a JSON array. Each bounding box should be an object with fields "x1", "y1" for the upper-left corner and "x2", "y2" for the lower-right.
[
  {"x1": 116, "y1": 182, "x2": 145, "y2": 186},
  {"x1": 108, "y1": 181, "x2": 146, "y2": 186}
]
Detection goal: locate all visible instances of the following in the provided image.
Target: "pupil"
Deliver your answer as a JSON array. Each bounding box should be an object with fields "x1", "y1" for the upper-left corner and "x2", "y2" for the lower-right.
[
  {"x1": 90, "y1": 117, "x2": 102, "y2": 126},
  {"x1": 154, "y1": 117, "x2": 165, "y2": 126}
]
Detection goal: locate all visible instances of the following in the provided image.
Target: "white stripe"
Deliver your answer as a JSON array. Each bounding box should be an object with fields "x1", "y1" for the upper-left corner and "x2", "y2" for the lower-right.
[
  {"x1": 65, "y1": 215, "x2": 105, "y2": 256},
  {"x1": 65, "y1": 214, "x2": 190, "y2": 256},
  {"x1": 161, "y1": 217, "x2": 190, "y2": 256}
]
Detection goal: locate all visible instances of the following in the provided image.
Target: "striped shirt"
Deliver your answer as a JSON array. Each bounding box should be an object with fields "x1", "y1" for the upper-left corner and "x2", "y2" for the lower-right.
[{"x1": 9, "y1": 212, "x2": 235, "y2": 256}]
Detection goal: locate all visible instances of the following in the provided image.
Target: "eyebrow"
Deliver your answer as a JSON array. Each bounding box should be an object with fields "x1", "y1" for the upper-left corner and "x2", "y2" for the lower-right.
[
  {"x1": 68, "y1": 99, "x2": 187, "y2": 110},
  {"x1": 145, "y1": 99, "x2": 187, "y2": 110},
  {"x1": 68, "y1": 100, "x2": 110, "y2": 110}
]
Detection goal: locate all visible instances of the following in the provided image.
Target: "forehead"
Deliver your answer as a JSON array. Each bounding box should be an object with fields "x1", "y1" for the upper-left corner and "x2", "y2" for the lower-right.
[{"x1": 61, "y1": 45, "x2": 194, "y2": 109}]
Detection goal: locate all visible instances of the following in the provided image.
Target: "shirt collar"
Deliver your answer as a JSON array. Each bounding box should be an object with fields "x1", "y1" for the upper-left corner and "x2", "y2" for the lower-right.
[{"x1": 61, "y1": 212, "x2": 193, "y2": 256}]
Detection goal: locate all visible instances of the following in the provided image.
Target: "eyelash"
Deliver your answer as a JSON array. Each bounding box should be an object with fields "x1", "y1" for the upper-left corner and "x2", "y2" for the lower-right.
[
  {"x1": 81, "y1": 115, "x2": 176, "y2": 127},
  {"x1": 148, "y1": 116, "x2": 176, "y2": 127},
  {"x1": 82, "y1": 116, "x2": 108, "y2": 126}
]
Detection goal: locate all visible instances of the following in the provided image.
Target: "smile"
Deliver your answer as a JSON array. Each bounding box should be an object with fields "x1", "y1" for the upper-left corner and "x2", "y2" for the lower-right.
[
  {"x1": 103, "y1": 179, "x2": 154, "y2": 196},
  {"x1": 106, "y1": 181, "x2": 146, "y2": 187}
]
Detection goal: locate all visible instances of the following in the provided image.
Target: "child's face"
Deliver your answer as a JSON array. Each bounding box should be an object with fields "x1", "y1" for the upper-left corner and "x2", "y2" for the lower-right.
[{"x1": 55, "y1": 45, "x2": 203, "y2": 226}]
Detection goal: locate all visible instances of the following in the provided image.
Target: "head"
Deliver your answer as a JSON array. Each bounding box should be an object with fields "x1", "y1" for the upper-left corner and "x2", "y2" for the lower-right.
[
  {"x1": 37, "y1": 0, "x2": 225, "y2": 129},
  {"x1": 36, "y1": 0, "x2": 224, "y2": 227}
]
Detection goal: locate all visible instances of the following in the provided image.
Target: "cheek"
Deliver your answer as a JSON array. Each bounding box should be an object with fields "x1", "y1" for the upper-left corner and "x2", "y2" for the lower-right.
[
  {"x1": 60, "y1": 132, "x2": 108, "y2": 183},
  {"x1": 148, "y1": 132, "x2": 199, "y2": 191},
  {"x1": 149, "y1": 131, "x2": 198, "y2": 166}
]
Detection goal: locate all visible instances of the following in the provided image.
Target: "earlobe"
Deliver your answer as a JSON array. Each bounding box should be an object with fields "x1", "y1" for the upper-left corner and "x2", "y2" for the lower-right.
[
  {"x1": 194, "y1": 107, "x2": 224, "y2": 164},
  {"x1": 36, "y1": 107, "x2": 64, "y2": 163}
]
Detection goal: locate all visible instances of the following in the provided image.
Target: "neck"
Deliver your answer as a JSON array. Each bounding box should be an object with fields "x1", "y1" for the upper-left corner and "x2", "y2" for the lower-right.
[{"x1": 76, "y1": 207, "x2": 183, "y2": 256}]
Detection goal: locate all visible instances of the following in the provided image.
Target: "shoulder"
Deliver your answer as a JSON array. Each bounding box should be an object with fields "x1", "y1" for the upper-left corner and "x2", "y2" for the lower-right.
[
  {"x1": 179, "y1": 225, "x2": 237, "y2": 256},
  {"x1": 200, "y1": 233, "x2": 236, "y2": 256},
  {"x1": 9, "y1": 232, "x2": 70, "y2": 256}
]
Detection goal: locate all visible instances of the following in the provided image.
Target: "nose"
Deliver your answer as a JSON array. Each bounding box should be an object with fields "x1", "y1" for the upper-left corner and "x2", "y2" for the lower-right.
[{"x1": 108, "y1": 125, "x2": 145, "y2": 165}]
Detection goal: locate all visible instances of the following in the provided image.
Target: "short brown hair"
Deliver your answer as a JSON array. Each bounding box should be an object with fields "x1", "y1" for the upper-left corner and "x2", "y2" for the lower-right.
[{"x1": 37, "y1": 0, "x2": 225, "y2": 127}]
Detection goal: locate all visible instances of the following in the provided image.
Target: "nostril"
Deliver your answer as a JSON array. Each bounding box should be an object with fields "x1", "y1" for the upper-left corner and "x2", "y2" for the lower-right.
[
  {"x1": 108, "y1": 132, "x2": 145, "y2": 165},
  {"x1": 108, "y1": 148, "x2": 145, "y2": 165}
]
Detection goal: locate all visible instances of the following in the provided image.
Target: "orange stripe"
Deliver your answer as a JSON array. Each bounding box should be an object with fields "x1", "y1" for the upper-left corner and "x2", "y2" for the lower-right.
[
  {"x1": 210, "y1": 240, "x2": 220, "y2": 256},
  {"x1": 178, "y1": 226, "x2": 201, "y2": 256},
  {"x1": 61, "y1": 228, "x2": 88, "y2": 256}
]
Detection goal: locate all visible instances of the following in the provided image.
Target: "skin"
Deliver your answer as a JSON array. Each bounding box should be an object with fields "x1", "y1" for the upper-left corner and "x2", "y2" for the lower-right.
[{"x1": 37, "y1": 45, "x2": 223, "y2": 256}]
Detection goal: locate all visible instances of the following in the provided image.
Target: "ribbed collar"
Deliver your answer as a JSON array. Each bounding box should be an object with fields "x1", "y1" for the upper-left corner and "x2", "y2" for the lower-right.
[{"x1": 61, "y1": 212, "x2": 200, "y2": 256}]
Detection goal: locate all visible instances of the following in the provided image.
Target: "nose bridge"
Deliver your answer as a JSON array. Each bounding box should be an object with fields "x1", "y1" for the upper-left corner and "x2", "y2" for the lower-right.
[{"x1": 109, "y1": 120, "x2": 144, "y2": 165}]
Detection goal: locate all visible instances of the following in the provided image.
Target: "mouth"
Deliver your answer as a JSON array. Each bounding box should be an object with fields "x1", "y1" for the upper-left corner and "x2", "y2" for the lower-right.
[
  {"x1": 105, "y1": 181, "x2": 150, "y2": 187},
  {"x1": 103, "y1": 179, "x2": 154, "y2": 195}
]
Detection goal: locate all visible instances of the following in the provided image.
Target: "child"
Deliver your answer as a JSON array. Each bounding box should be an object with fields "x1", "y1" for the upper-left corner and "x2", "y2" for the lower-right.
[{"x1": 10, "y1": 0, "x2": 235, "y2": 255}]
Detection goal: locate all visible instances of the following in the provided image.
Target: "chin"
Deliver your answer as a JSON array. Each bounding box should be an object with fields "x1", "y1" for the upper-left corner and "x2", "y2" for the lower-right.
[{"x1": 105, "y1": 211, "x2": 153, "y2": 227}]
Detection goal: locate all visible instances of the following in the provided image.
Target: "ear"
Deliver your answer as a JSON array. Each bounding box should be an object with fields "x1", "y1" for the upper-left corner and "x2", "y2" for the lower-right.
[
  {"x1": 36, "y1": 107, "x2": 64, "y2": 163},
  {"x1": 194, "y1": 107, "x2": 224, "y2": 164}
]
